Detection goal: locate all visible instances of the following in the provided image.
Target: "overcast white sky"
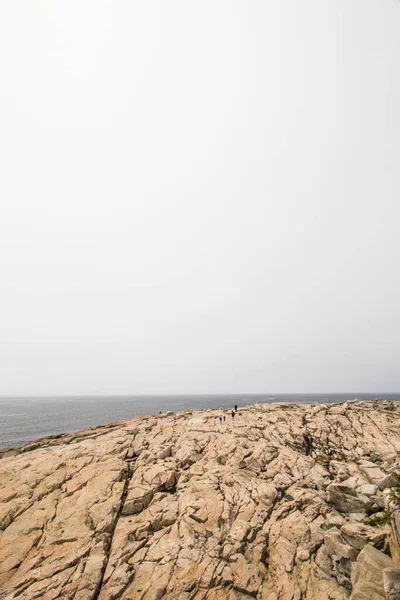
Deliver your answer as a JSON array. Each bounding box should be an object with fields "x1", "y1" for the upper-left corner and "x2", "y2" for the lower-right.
[{"x1": 1, "y1": 1, "x2": 399, "y2": 396}]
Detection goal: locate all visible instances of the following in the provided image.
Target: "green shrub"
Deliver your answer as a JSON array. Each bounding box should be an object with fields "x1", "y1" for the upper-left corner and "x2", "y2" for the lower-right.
[{"x1": 364, "y1": 511, "x2": 391, "y2": 527}]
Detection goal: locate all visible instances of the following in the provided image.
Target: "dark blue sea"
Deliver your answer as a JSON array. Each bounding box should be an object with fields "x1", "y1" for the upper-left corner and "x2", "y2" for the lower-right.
[{"x1": 0, "y1": 393, "x2": 399, "y2": 449}]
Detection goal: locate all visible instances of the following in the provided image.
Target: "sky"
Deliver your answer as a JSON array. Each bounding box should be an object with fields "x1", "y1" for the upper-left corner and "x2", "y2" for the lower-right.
[{"x1": 1, "y1": 1, "x2": 399, "y2": 396}]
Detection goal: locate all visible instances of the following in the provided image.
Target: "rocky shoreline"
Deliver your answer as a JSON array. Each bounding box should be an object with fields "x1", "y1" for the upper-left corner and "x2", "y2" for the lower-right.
[{"x1": 1, "y1": 400, "x2": 400, "y2": 599}]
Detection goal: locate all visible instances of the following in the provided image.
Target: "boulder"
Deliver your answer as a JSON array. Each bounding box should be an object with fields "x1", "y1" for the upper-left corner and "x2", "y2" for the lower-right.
[
  {"x1": 324, "y1": 528, "x2": 359, "y2": 561},
  {"x1": 341, "y1": 522, "x2": 389, "y2": 551},
  {"x1": 351, "y1": 544, "x2": 393, "y2": 599},
  {"x1": 359, "y1": 484, "x2": 378, "y2": 497},
  {"x1": 383, "y1": 568, "x2": 400, "y2": 600},
  {"x1": 378, "y1": 474, "x2": 400, "y2": 491},
  {"x1": 327, "y1": 484, "x2": 371, "y2": 513},
  {"x1": 359, "y1": 464, "x2": 386, "y2": 485},
  {"x1": 324, "y1": 512, "x2": 347, "y2": 529}
]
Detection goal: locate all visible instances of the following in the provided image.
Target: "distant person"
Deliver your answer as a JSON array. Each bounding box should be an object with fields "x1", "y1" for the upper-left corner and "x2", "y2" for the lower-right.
[
  {"x1": 231, "y1": 410, "x2": 235, "y2": 420},
  {"x1": 234, "y1": 404, "x2": 238, "y2": 412},
  {"x1": 218, "y1": 412, "x2": 223, "y2": 424}
]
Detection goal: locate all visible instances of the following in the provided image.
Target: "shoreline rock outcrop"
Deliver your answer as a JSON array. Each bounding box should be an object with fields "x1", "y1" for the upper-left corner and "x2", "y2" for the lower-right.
[{"x1": 0, "y1": 400, "x2": 400, "y2": 599}]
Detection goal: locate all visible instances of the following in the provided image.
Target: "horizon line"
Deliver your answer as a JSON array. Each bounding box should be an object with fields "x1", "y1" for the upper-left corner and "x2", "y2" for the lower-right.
[{"x1": 1, "y1": 391, "x2": 399, "y2": 399}]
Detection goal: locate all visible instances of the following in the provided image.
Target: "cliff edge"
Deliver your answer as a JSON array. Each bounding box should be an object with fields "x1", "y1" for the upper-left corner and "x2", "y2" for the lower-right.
[{"x1": 1, "y1": 400, "x2": 400, "y2": 600}]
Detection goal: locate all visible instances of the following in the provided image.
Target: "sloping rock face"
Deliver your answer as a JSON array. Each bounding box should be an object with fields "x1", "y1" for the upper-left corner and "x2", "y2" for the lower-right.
[{"x1": 0, "y1": 400, "x2": 399, "y2": 599}]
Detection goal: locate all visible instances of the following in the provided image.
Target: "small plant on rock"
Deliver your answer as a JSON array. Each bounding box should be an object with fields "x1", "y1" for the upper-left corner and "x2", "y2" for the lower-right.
[
  {"x1": 389, "y1": 487, "x2": 400, "y2": 504},
  {"x1": 364, "y1": 511, "x2": 391, "y2": 527},
  {"x1": 388, "y1": 473, "x2": 400, "y2": 504}
]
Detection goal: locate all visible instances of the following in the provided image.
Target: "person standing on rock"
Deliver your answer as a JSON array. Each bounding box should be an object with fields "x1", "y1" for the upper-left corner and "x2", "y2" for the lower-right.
[
  {"x1": 231, "y1": 409, "x2": 235, "y2": 421},
  {"x1": 218, "y1": 412, "x2": 223, "y2": 424},
  {"x1": 234, "y1": 404, "x2": 238, "y2": 412}
]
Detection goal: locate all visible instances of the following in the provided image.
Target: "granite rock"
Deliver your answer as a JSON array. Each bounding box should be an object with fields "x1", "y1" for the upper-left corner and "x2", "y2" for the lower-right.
[{"x1": 0, "y1": 401, "x2": 399, "y2": 599}]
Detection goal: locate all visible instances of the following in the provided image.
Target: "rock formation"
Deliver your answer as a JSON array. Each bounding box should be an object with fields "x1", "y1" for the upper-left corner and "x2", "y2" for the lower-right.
[{"x1": 0, "y1": 400, "x2": 400, "y2": 599}]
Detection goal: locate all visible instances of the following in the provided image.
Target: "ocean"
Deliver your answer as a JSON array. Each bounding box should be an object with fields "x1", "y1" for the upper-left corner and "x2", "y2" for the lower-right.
[{"x1": 0, "y1": 393, "x2": 399, "y2": 450}]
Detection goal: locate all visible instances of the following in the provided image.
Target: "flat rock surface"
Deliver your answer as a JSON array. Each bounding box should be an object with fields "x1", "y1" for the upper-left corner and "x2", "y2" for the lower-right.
[{"x1": 0, "y1": 400, "x2": 399, "y2": 599}]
